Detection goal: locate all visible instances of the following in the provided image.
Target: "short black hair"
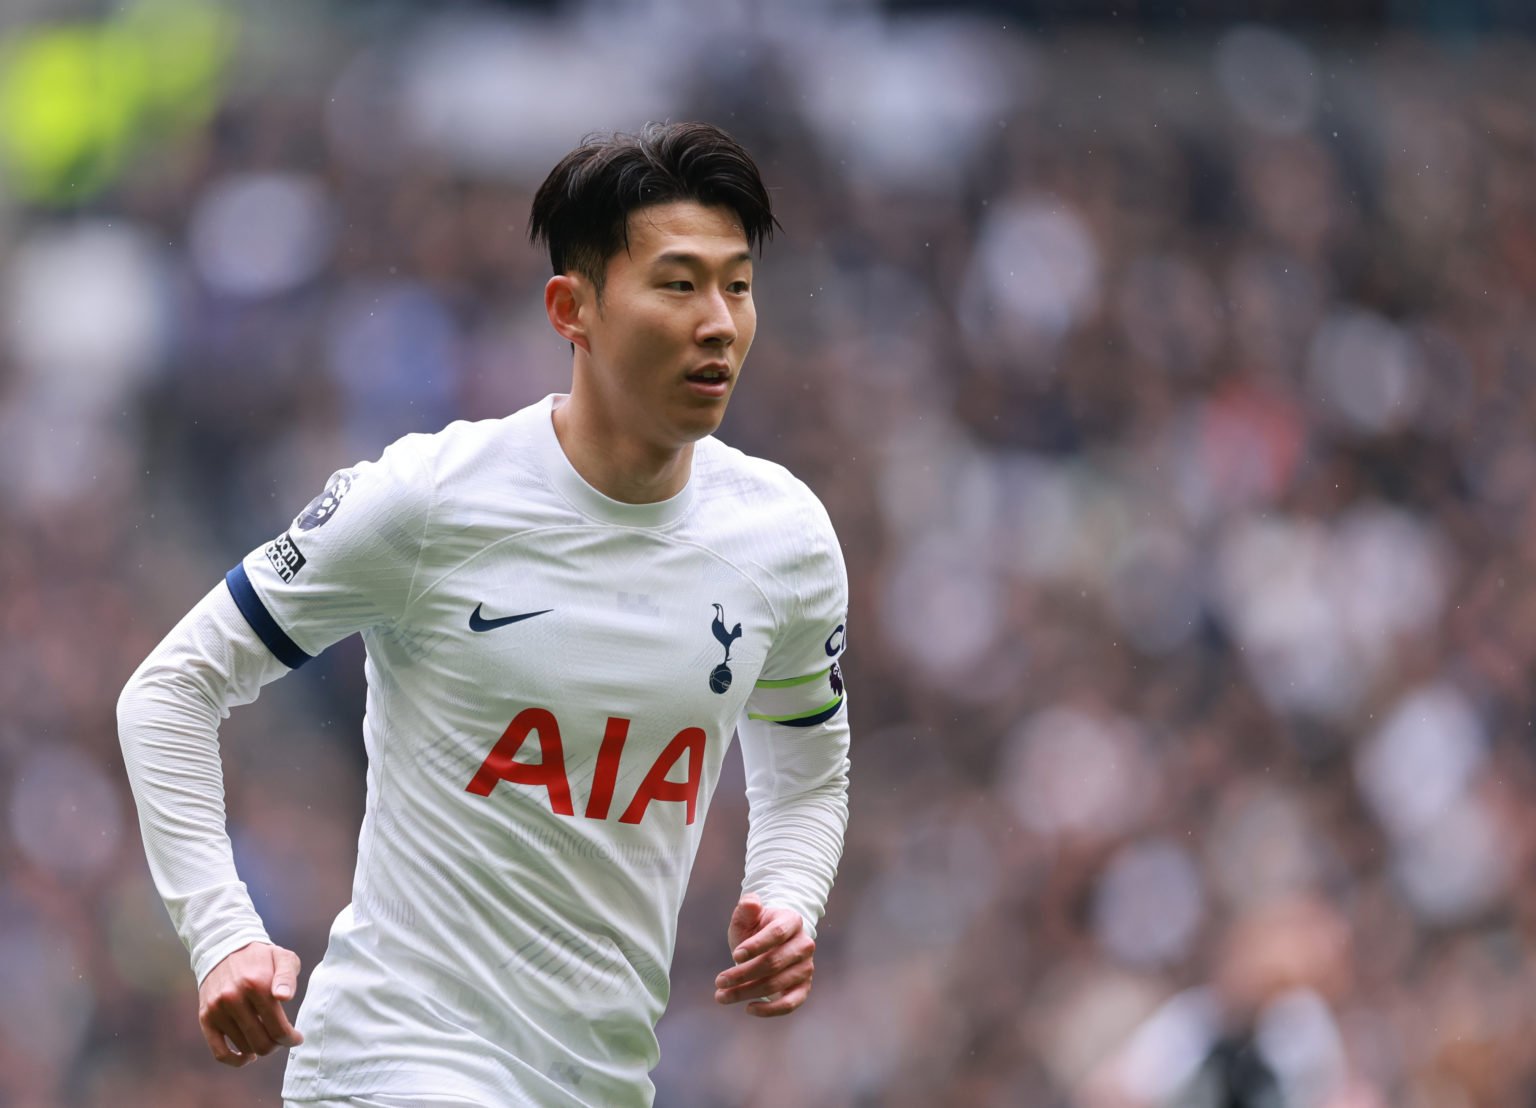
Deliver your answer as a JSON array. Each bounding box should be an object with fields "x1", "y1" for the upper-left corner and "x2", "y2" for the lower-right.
[{"x1": 529, "y1": 121, "x2": 778, "y2": 294}]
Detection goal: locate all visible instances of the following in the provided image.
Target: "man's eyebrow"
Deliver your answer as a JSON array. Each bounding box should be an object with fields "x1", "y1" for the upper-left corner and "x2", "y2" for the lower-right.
[{"x1": 650, "y1": 250, "x2": 754, "y2": 267}]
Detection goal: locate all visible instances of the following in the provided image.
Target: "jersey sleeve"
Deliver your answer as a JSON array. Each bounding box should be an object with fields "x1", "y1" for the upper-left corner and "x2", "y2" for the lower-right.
[
  {"x1": 117, "y1": 582, "x2": 291, "y2": 983},
  {"x1": 744, "y1": 497, "x2": 849, "y2": 727},
  {"x1": 227, "y1": 436, "x2": 434, "y2": 667},
  {"x1": 736, "y1": 498, "x2": 851, "y2": 937}
]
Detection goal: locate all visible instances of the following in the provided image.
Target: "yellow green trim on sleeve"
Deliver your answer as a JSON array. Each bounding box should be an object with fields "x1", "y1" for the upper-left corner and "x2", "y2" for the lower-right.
[
  {"x1": 754, "y1": 668, "x2": 829, "y2": 689},
  {"x1": 747, "y1": 694, "x2": 843, "y2": 724}
]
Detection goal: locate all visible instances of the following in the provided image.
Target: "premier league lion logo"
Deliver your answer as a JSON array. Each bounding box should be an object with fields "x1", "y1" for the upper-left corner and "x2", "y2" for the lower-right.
[{"x1": 296, "y1": 470, "x2": 355, "y2": 531}]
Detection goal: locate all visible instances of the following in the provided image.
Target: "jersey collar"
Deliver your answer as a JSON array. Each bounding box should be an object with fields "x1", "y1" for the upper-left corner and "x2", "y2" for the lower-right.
[{"x1": 534, "y1": 394, "x2": 698, "y2": 528}]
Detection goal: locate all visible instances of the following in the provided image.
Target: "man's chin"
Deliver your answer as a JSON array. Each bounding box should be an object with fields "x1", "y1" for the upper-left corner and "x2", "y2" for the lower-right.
[
  {"x1": 677, "y1": 418, "x2": 725, "y2": 443},
  {"x1": 673, "y1": 401, "x2": 731, "y2": 441}
]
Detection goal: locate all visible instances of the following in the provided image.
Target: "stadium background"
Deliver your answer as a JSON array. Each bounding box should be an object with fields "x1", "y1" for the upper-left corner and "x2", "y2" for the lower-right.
[{"x1": 4, "y1": 0, "x2": 1536, "y2": 1104}]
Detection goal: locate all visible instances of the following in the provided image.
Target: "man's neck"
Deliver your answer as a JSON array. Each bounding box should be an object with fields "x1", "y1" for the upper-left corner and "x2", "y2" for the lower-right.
[{"x1": 551, "y1": 393, "x2": 694, "y2": 505}]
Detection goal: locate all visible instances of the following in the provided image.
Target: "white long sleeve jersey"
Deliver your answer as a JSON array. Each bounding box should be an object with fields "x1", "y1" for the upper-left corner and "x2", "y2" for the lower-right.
[{"x1": 117, "y1": 394, "x2": 851, "y2": 1106}]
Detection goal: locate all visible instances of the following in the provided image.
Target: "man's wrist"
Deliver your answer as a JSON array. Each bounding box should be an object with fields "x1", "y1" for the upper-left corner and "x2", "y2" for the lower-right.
[{"x1": 194, "y1": 927, "x2": 275, "y2": 985}]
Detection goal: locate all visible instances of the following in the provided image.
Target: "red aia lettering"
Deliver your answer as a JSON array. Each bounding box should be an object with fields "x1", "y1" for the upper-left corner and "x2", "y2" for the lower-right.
[
  {"x1": 463, "y1": 707, "x2": 573, "y2": 815},
  {"x1": 466, "y1": 712, "x2": 704, "y2": 825},
  {"x1": 618, "y1": 727, "x2": 705, "y2": 826},
  {"x1": 583, "y1": 716, "x2": 630, "y2": 820}
]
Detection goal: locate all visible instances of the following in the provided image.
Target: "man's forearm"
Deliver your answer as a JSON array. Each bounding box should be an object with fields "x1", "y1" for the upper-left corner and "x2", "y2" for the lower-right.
[
  {"x1": 118, "y1": 584, "x2": 286, "y2": 982},
  {"x1": 738, "y1": 715, "x2": 851, "y2": 937}
]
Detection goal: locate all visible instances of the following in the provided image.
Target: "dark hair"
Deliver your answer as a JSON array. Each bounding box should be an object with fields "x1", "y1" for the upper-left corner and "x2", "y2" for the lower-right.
[{"x1": 529, "y1": 121, "x2": 778, "y2": 294}]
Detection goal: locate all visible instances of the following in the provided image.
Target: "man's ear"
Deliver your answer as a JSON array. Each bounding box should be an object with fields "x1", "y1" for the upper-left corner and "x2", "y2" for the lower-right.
[{"x1": 545, "y1": 274, "x2": 592, "y2": 353}]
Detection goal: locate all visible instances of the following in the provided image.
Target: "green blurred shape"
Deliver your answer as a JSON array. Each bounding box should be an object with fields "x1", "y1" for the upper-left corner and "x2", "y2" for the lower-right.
[
  {"x1": 122, "y1": 0, "x2": 235, "y2": 129},
  {"x1": 0, "y1": 0, "x2": 234, "y2": 206},
  {"x1": 0, "y1": 24, "x2": 139, "y2": 203}
]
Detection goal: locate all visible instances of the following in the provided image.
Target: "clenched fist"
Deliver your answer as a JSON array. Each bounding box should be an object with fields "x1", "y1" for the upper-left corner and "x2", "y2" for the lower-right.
[
  {"x1": 197, "y1": 941, "x2": 304, "y2": 1066},
  {"x1": 714, "y1": 894, "x2": 816, "y2": 1017}
]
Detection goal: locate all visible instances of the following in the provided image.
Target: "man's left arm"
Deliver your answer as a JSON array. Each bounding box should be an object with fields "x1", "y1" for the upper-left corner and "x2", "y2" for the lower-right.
[{"x1": 716, "y1": 511, "x2": 850, "y2": 1017}]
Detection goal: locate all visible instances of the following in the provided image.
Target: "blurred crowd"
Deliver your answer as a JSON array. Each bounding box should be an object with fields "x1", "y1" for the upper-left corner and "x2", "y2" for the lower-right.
[{"x1": 4, "y1": 2, "x2": 1536, "y2": 1105}]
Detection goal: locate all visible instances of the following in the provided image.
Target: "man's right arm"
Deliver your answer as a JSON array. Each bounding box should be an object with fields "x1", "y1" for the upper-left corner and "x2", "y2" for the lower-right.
[
  {"x1": 117, "y1": 581, "x2": 305, "y2": 1064},
  {"x1": 118, "y1": 582, "x2": 289, "y2": 979},
  {"x1": 119, "y1": 436, "x2": 433, "y2": 1062},
  {"x1": 119, "y1": 436, "x2": 433, "y2": 976}
]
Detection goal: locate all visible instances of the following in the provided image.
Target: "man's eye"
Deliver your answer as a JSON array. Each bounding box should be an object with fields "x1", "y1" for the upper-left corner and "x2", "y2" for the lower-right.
[
  {"x1": 665, "y1": 280, "x2": 693, "y2": 291},
  {"x1": 729, "y1": 281, "x2": 751, "y2": 294}
]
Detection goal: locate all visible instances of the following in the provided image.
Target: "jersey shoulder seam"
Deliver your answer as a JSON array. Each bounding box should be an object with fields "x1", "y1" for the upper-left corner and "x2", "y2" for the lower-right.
[
  {"x1": 655, "y1": 534, "x2": 786, "y2": 632},
  {"x1": 400, "y1": 436, "x2": 439, "y2": 620}
]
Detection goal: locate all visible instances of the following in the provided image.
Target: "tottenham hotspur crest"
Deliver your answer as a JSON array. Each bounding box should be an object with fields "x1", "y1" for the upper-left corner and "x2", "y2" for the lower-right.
[{"x1": 709, "y1": 603, "x2": 743, "y2": 694}]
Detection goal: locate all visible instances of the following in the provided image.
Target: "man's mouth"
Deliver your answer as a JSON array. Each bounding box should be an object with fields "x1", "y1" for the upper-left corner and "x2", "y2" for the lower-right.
[{"x1": 687, "y1": 365, "x2": 731, "y2": 384}]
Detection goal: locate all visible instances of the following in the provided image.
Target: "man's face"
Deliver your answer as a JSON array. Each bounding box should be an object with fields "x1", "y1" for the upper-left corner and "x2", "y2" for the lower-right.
[{"x1": 580, "y1": 200, "x2": 757, "y2": 447}]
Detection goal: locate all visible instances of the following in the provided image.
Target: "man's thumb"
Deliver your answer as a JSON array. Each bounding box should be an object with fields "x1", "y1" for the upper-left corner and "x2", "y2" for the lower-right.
[
  {"x1": 729, "y1": 893, "x2": 763, "y2": 935},
  {"x1": 272, "y1": 948, "x2": 301, "y2": 1000}
]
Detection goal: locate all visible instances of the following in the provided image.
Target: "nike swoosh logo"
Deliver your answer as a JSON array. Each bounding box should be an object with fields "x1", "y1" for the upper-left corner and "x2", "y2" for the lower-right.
[{"x1": 469, "y1": 604, "x2": 553, "y2": 632}]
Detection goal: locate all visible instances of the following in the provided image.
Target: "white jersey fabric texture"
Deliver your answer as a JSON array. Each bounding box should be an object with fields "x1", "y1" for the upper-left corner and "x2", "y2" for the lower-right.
[
  {"x1": 118, "y1": 394, "x2": 851, "y2": 1107},
  {"x1": 287, "y1": 1098, "x2": 485, "y2": 1108}
]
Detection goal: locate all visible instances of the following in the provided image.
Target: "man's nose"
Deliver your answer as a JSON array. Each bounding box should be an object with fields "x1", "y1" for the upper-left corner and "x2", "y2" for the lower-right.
[{"x1": 698, "y1": 289, "x2": 736, "y2": 347}]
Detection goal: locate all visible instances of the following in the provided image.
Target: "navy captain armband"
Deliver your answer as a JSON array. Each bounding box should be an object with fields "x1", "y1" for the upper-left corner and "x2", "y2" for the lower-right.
[{"x1": 746, "y1": 663, "x2": 845, "y2": 728}]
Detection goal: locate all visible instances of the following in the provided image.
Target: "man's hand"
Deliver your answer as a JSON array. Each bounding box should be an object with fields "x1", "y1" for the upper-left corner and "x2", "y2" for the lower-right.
[
  {"x1": 197, "y1": 941, "x2": 305, "y2": 1067},
  {"x1": 714, "y1": 893, "x2": 815, "y2": 1017}
]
